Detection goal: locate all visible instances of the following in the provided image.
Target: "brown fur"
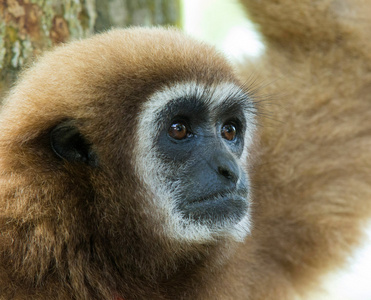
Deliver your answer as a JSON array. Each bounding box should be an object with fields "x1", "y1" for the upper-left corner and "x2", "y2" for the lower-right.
[
  {"x1": 213, "y1": 0, "x2": 371, "y2": 298},
  {"x1": 0, "y1": 0, "x2": 371, "y2": 299}
]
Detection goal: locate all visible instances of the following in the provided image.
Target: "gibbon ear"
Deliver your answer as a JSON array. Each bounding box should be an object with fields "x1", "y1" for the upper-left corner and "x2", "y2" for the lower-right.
[{"x1": 50, "y1": 120, "x2": 98, "y2": 167}]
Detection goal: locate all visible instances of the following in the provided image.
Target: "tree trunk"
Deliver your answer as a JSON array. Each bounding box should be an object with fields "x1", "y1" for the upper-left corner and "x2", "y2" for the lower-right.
[
  {"x1": 0, "y1": 0, "x2": 181, "y2": 98},
  {"x1": 95, "y1": 0, "x2": 181, "y2": 32}
]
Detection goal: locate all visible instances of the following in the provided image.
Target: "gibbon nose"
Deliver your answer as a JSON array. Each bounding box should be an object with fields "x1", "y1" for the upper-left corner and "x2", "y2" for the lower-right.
[{"x1": 214, "y1": 152, "x2": 239, "y2": 185}]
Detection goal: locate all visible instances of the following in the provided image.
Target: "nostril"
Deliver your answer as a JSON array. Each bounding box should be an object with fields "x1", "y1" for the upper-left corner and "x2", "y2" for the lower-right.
[
  {"x1": 218, "y1": 167, "x2": 231, "y2": 179},
  {"x1": 218, "y1": 166, "x2": 238, "y2": 183}
]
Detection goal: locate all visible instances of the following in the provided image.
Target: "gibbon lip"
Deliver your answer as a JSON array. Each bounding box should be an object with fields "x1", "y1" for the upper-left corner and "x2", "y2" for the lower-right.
[
  {"x1": 187, "y1": 191, "x2": 248, "y2": 206},
  {"x1": 178, "y1": 191, "x2": 249, "y2": 223}
]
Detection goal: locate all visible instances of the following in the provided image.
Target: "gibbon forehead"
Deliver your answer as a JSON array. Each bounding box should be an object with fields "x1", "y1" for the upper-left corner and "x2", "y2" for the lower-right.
[
  {"x1": 0, "y1": 28, "x2": 255, "y2": 245},
  {"x1": 3, "y1": 28, "x2": 237, "y2": 115}
]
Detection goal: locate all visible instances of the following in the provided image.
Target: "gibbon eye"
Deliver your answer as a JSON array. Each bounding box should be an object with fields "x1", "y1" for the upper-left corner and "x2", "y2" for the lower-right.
[
  {"x1": 221, "y1": 123, "x2": 237, "y2": 141},
  {"x1": 168, "y1": 122, "x2": 191, "y2": 140}
]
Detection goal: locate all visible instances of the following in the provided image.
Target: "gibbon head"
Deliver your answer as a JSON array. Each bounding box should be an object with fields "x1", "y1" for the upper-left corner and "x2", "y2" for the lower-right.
[{"x1": 0, "y1": 28, "x2": 256, "y2": 296}]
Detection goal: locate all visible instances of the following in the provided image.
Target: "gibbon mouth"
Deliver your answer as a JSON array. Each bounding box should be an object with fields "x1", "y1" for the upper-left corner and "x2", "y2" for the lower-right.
[
  {"x1": 178, "y1": 192, "x2": 249, "y2": 223},
  {"x1": 188, "y1": 192, "x2": 247, "y2": 205}
]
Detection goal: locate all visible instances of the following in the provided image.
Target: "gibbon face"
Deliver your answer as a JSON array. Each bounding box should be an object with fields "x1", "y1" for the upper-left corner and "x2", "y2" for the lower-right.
[
  {"x1": 136, "y1": 81, "x2": 256, "y2": 242},
  {"x1": 0, "y1": 28, "x2": 256, "y2": 298}
]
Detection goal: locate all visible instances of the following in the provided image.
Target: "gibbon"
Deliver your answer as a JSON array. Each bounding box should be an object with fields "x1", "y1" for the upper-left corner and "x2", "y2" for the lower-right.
[{"x1": 0, "y1": 1, "x2": 370, "y2": 300}]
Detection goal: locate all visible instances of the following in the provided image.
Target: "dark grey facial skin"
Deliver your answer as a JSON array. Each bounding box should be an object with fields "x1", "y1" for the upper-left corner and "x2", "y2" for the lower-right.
[{"x1": 155, "y1": 96, "x2": 251, "y2": 225}]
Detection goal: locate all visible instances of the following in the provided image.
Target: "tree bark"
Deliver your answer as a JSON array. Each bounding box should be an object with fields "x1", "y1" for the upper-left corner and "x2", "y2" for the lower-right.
[
  {"x1": 95, "y1": 0, "x2": 181, "y2": 32},
  {"x1": 0, "y1": 0, "x2": 181, "y2": 98}
]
